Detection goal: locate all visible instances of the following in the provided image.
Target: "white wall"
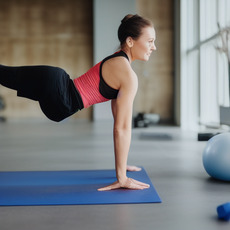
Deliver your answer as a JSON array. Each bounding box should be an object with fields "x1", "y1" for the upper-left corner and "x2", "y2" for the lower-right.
[{"x1": 93, "y1": 0, "x2": 136, "y2": 121}]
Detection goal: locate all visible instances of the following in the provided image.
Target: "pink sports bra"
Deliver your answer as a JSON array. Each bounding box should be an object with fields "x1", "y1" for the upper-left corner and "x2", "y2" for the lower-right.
[{"x1": 74, "y1": 50, "x2": 129, "y2": 108}]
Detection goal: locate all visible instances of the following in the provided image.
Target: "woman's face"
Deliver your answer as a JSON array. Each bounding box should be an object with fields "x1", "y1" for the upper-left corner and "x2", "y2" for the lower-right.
[{"x1": 130, "y1": 26, "x2": 156, "y2": 61}]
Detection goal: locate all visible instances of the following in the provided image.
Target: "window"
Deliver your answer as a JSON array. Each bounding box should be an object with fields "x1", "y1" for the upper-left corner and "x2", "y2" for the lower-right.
[{"x1": 179, "y1": 0, "x2": 230, "y2": 130}]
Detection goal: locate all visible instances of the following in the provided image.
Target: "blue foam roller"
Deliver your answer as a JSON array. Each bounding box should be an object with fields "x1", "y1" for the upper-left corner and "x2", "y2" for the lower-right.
[{"x1": 217, "y1": 202, "x2": 230, "y2": 220}]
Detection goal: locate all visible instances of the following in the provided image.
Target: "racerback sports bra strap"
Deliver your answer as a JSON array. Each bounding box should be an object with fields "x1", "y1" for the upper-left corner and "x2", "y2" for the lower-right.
[{"x1": 99, "y1": 50, "x2": 129, "y2": 99}]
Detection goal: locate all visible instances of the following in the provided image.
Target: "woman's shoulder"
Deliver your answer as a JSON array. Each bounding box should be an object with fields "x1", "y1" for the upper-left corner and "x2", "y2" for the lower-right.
[
  {"x1": 102, "y1": 52, "x2": 132, "y2": 75},
  {"x1": 103, "y1": 56, "x2": 137, "y2": 91},
  {"x1": 101, "y1": 51, "x2": 137, "y2": 90}
]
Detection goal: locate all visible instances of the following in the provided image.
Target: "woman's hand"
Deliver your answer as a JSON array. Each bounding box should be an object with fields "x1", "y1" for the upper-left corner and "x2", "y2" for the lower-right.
[
  {"x1": 98, "y1": 177, "x2": 150, "y2": 191},
  {"x1": 126, "y1": 165, "x2": 142, "y2": 171}
]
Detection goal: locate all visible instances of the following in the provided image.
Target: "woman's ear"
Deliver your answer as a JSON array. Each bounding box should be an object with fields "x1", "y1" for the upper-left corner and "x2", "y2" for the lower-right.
[{"x1": 126, "y1": 36, "x2": 134, "y2": 48}]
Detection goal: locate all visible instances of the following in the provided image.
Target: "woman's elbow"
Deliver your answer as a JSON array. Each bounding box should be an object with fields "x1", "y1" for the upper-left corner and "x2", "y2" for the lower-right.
[{"x1": 113, "y1": 123, "x2": 131, "y2": 136}]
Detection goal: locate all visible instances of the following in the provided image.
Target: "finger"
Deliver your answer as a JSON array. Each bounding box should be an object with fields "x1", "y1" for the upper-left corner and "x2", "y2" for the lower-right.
[
  {"x1": 126, "y1": 181, "x2": 148, "y2": 190},
  {"x1": 124, "y1": 178, "x2": 150, "y2": 190},
  {"x1": 98, "y1": 182, "x2": 120, "y2": 191},
  {"x1": 126, "y1": 165, "x2": 142, "y2": 171},
  {"x1": 131, "y1": 179, "x2": 150, "y2": 188}
]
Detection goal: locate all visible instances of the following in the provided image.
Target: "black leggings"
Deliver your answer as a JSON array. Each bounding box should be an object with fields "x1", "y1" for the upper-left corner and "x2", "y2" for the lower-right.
[{"x1": 0, "y1": 65, "x2": 83, "y2": 122}]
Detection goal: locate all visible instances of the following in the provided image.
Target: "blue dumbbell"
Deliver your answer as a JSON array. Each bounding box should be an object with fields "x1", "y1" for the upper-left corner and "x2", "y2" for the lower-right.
[{"x1": 217, "y1": 203, "x2": 230, "y2": 221}]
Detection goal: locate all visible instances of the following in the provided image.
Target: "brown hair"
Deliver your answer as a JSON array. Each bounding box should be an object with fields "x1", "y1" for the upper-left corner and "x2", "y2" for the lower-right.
[{"x1": 118, "y1": 14, "x2": 153, "y2": 49}]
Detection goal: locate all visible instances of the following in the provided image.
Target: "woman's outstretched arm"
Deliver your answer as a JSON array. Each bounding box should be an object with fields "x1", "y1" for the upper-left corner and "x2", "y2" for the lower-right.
[{"x1": 98, "y1": 62, "x2": 150, "y2": 191}]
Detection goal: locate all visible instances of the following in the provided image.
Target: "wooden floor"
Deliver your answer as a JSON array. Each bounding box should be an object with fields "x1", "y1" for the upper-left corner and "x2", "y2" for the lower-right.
[{"x1": 0, "y1": 120, "x2": 229, "y2": 230}]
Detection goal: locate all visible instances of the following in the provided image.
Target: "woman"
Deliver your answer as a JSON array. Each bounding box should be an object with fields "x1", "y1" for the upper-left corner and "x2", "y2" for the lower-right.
[{"x1": 0, "y1": 14, "x2": 156, "y2": 191}]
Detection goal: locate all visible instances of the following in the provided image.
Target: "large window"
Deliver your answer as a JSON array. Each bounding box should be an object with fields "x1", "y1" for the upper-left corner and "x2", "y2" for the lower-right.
[{"x1": 179, "y1": 0, "x2": 230, "y2": 130}]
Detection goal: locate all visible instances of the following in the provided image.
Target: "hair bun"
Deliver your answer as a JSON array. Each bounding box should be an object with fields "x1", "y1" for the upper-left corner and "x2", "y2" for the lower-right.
[
  {"x1": 121, "y1": 14, "x2": 135, "y2": 24},
  {"x1": 118, "y1": 14, "x2": 153, "y2": 49}
]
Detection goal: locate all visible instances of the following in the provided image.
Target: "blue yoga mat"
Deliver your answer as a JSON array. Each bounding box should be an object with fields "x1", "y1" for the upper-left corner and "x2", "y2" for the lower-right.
[{"x1": 0, "y1": 167, "x2": 161, "y2": 206}]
